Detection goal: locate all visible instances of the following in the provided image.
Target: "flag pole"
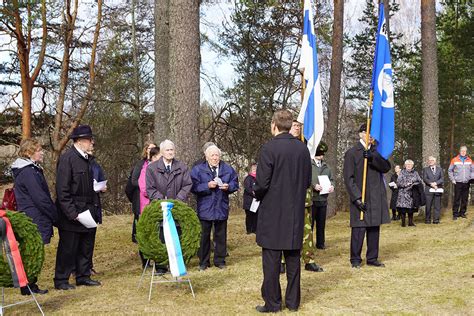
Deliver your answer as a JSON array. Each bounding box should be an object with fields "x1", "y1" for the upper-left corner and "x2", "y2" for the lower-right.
[
  {"x1": 360, "y1": 90, "x2": 373, "y2": 221},
  {"x1": 301, "y1": 72, "x2": 306, "y2": 142}
]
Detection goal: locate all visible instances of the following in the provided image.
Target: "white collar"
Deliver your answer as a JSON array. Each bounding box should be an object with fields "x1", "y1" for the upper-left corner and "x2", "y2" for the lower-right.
[
  {"x1": 359, "y1": 139, "x2": 371, "y2": 149},
  {"x1": 74, "y1": 144, "x2": 88, "y2": 159}
]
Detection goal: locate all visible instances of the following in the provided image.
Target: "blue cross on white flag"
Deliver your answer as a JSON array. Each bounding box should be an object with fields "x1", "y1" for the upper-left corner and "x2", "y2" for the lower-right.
[
  {"x1": 370, "y1": 2, "x2": 395, "y2": 159},
  {"x1": 297, "y1": 0, "x2": 324, "y2": 158}
]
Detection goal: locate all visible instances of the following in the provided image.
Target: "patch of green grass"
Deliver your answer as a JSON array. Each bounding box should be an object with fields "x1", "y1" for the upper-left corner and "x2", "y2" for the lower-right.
[{"x1": 4, "y1": 208, "x2": 474, "y2": 314}]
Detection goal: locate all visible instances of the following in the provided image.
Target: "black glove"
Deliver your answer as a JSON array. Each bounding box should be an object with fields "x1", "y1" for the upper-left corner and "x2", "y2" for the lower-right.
[
  {"x1": 355, "y1": 199, "x2": 367, "y2": 212},
  {"x1": 363, "y1": 150, "x2": 373, "y2": 162}
]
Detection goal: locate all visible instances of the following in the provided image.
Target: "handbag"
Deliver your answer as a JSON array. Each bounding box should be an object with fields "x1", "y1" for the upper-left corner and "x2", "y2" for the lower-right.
[{"x1": 1, "y1": 188, "x2": 17, "y2": 211}]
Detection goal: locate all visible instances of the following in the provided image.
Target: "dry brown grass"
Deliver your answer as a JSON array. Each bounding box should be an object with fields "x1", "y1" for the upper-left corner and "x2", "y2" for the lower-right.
[{"x1": 4, "y1": 207, "x2": 474, "y2": 315}]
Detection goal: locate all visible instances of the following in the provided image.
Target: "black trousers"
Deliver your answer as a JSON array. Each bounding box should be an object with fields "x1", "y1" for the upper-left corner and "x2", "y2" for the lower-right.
[
  {"x1": 54, "y1": 229, "x2": 95, "y2": 286},
  {"x1": 261, "y1": 248, "x2": 300, "y2": 311},
  {"x1": 425, "y1": 193, "x2": 441, "y2": 221},
  {"x1": 453, "y1": 182, "x2": 470, "y2": 217},
  {"x1": 350, "y1": 226, "x2": 380, "y2": 264},
  {"x1": 244, "y1": 209, "x2": 258, "y2": 233},
  {"x1": 311, "y1": 202, "x2": 327, "y2": 248},
  {"x1": 199, "y1": 220, "x2": 227, "y2": 267}
]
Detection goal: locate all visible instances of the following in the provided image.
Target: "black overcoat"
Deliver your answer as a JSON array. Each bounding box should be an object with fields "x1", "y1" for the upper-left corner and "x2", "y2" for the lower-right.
[
  {"x1": 389, "y1": 173, "x2": 399, "y2": 210},
  {"x1": 242, "y1": 174, "x2": 255, "y2": 210},
  {"x1": 343, "y1": 142, "x2": 391, "y2": 228},
  {"x1": 56, "y1": 146, "x2": 99, "y2": 232},
  {"x1": 254, "y1": 133, "x2": 312, "y2": 250}
]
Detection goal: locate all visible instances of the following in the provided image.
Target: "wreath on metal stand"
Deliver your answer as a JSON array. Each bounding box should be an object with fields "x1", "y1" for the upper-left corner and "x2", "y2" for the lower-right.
[
  {"x1": 0, "y1": 211, "x2": 45, "y2": 287},
  {"x1": 136, "y1": 199, "x2": 201, "y2": 266}
]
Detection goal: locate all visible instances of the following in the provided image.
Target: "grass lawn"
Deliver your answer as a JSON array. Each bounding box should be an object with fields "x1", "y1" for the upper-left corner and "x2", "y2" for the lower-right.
[{"x1": 4, "y1": 208, "x2": 474, "y2": 315}]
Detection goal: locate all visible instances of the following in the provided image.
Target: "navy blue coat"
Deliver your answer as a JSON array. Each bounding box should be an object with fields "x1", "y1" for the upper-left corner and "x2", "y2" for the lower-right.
[
  {"x1": 191, "y1": 161, "x2": 239, "y2": 221},
  {"x1": 12, "y1": 158, "x2": 58, "y2": 244}
]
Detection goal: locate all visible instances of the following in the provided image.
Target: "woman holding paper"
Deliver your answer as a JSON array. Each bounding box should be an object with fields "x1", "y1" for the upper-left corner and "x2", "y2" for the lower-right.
[
  {"x1": 12, "y1": 138, "x2": 56, "y2": 295},
  {"x1": 243, "y1": 163, "x2": 258, "y2": 234},
  {"x1": 396, "y1": 160, "x2": 423, "y2": 227},
  {"x1": 389, "y1": 165, "x2": 401, "y2": 221}
]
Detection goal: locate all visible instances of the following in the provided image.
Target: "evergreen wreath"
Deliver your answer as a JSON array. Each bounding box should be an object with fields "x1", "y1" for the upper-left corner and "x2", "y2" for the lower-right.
[
  {"x1": 0, "y1": 211, "x2": 45, "y2": 287},
  {"x1": 136, "y1": 199, "x2": 201, "y2": 265}
]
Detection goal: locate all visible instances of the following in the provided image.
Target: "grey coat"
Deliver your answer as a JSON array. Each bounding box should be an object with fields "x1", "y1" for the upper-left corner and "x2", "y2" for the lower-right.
[
  {"x1": 146, "y1": 157, "x2": 192, "y2": 202},
  {"x1": 343, "y1": 142, "x2": 391, "y2": 228},
  {"x1": 422, "y1": 165, "x2": 444, "y2": 194},
  {"x1": 396, "y1": 169, "x2": 422, "y2": 209}
]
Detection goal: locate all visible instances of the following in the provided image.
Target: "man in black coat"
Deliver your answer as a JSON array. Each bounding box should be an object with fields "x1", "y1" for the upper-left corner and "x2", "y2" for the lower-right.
[
  {"x1": 54, "y1": 125, "x2": 101, "y2": 290},
  {"x1": 343, "y1": 124, "x2": 391, "y2": 269},
  {"x1": 254, "y1": 110, "x2": 312, "y2": 313},
  {"x1": 422, "y1": 156, "x2": 444, "y2": 224}
]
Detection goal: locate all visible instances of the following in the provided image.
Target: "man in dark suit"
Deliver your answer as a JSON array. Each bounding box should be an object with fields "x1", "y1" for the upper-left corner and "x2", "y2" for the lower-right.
[
  {"x1": 254, "y1": 110, "x2": 312, "y2": 313},
  {"x1": 54, "y1": 125, "x2": 101, "y2": 290},
  {"x1": 422, "y1": 156, "x2": 444, "y2": 224},
  {"x1": 343, "y1": 124, "x2": 391, "y2": 269}
]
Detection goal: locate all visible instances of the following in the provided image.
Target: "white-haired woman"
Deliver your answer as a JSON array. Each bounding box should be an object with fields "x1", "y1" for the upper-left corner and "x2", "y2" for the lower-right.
[{"x1": 396, "y1": 160, "x2": 422, "y2": 227}]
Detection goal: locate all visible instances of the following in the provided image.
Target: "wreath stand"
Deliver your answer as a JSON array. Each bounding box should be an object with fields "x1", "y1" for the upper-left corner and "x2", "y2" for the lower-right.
[
  {"x1": 0, "y1": 285, "x2": 44, "y2": 316},
  {"x1": 137, "y1": 259, "x2": 195, "y2": 301}
]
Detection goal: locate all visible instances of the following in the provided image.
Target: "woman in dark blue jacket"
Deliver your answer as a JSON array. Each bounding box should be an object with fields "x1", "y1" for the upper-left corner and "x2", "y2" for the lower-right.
[
  {"x1": 12, "y1": 138, "x2": 57, "y2": 295},
  {"x1": 191, "y1": 145, "x2": 238, "y2": 270}
]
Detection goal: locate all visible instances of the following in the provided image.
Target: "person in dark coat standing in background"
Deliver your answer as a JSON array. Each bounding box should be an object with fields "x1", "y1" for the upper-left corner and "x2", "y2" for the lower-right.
[
  {"x1": 191, "y1": 145, "x2": 239, "y2": 270},
  {"x1": 12, "y1": 138, "x2": 56, "y2": 295},
  {"x1": 389, "y1": 165, "x2": 401, "y2": 220},
  {"x1": 343, "y1": 124, "x2": 391, "y2": 269},
  {"x1": 242, "y1": 163, "x2": 258, "y2": 234},
  {"x1": 422, "y1": 156, "x2": 444, "y2": 224},
  {"x1": 253, "y1": 110, "x2": 312, "y2": 313},
  {"x1": 54, "y1": 125, "x2": 101, "y2": 290}
]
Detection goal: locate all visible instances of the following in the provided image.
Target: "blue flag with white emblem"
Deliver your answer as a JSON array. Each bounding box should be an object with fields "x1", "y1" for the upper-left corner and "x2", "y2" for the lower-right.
[
  {"x1": 297, "y1": 0, "x2": 324, "y2": 158},
  {"x1": 370, "y1": 3, "x2": 395, "y2": 159}
]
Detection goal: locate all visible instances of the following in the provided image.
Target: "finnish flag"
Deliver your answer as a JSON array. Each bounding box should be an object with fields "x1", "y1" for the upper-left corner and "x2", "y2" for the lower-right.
[
  {"x1": 370, "y1": 2, "x2": 395, "y2": 159},
  {"x1": 161, "y1": 201, "x2": 187, "y2": 277},
  {"x1": 297, "y1": 0, "x2": 324, "y2": 158}
]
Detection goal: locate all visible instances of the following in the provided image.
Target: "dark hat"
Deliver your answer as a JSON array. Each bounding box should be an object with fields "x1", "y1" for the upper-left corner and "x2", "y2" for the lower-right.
[
  {"x1": 70, "y1": 125, "x2": 93, "y2": 140},
  {"x1": 358, "y1": 123, "x2": 368, "y2": 133},
  {"x1": 316, "y1": 141, "x2": 328, "y2": 156}
]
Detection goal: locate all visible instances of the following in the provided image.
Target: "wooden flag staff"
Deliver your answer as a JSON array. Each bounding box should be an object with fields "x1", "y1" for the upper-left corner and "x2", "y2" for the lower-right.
[{"x1": 360, "y1": 90, "x2": 374, "y2": 221}]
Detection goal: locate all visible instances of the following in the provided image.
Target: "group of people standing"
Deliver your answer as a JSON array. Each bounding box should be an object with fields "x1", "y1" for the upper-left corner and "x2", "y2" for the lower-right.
[{"x1": 388, "y1": 145, "x2": 473, "y2": 227}]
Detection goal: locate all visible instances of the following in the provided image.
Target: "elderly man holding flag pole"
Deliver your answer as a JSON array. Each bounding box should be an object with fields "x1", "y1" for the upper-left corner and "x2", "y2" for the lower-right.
[{"x1": 343, "y1": 0, "x2": 393, "y2": 269}]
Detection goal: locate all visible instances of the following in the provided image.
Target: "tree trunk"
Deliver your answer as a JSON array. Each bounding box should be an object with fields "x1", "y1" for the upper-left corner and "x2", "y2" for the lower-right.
[
  {"x1": 168, "y1": 0, "x2": 200, "y2": 165},
  {"x1": 131, "y1": 0, "x2": 143, "y2": 149},
  {"x1": 154, "y1": 0, "x2": 171, "y2": 143},
  {"x1": 325, "y1": 0, "x2": 344, "y2": 217},
  {"x1": 420, "y1": 0, "x2": 439, "y2": 163}
]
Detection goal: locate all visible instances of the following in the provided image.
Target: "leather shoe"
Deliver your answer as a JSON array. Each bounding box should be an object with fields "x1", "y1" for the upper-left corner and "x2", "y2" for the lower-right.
[
  {"x1": 76, "y1": 279, "x2": 101, "y2": 286},
  {"x1": 215, "y1": 264, "x2": 226, "y2": 270},
  {"x1": 21, "y1": 284, "x2": 48, "y2": 295},
  {"x1": 433, "y1": 220, "x2": 440, "y2": 224},
  {"x1": 255, "y1": 305, "x2": 280, "y2": 313},
  {"x1": 316, "y1": 245, "x2": 326, "y2": 250},
  {"x1": 305, "y1": 263, "x2": 324, "y2": 272},
  {"x1": 367, "y1": 261, "x2": 385, "y2": 267},
  {"x1": 351, "y1": 263, "x2": 361, "y2": 269},
  {"x1": 55, "y1": 283, "x2": 75, "y2": 290},
  {"x1": 287, "y1": 307, "x2": 299, "y2": 312},
  {"x1": 198, "y1": 265, "x2": 208, "y2": 271},
  {"x1": 460, "y1": 213, "x2": 467, "y2": 218}
]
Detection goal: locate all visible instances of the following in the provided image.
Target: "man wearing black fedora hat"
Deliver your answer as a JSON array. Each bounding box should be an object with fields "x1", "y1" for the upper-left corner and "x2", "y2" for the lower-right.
[
  {"x1": 54, "y1": 124, "x2": 101, "y2": 290},
  {"x1": 343, "y1": 124, "x2": 391, "y2": 269}
]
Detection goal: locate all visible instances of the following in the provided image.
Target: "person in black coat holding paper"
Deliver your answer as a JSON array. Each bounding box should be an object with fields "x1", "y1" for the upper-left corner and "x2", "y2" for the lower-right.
[
  {"x1": 389, "y1": 165, "x2": 401, "y2": 220},
  {"x1": 422, "y1": 156, "x2": 444, "y2": 224},
  {"x1": 343, "y1": 124, "x2": 391, "y2": 269},
  {"x1": 54, "y1": 125, "x2": 101, "y2": 290},
  {"x1": 242, "y1": 163, "x2": 257, "y2": 234},
  {"x1": 254, "y1": 110, "x2": 312, "y2": 313}
]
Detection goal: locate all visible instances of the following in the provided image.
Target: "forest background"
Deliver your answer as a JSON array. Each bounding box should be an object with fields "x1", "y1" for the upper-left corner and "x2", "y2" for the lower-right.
[{"x1": 0, "y1": 0, "x2": 472, "y2": 216}]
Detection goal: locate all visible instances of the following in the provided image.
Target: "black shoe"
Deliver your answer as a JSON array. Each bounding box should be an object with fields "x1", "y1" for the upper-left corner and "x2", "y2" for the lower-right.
[
  {"x1": 287, "y1": 307, "x2": 298, "y2": 312},
  {"x1": 316, "y1": 245, "x2": 326, "y2": 250},
  {"x1": 280, "y1": 263, "x2": 285, "y2": 274},
  {"x1": 255, "y1": 305, "x2": 280, "y2": 313},
  {"x1": 351, "y1": 263, "x2": 361, "y2": 269},
  {"x1": 425, "y1": 220, "x2": 431, "y2": 224},
  {"x1": 198, "y1": 265, "x2": 208, "y2": 271},
  {"x1": 20, "y1": 284, "x2": 48, "y2": 296},
  {"x1": 433, "y1": 220, "x2": 440, "y2": 224},
  {"x1": 55, "y1": 283, "x2": 75, "y2": 290},
  {"x1": 76, "y1": 279, "x2": 101, "y2": 286},
  {"x1": 155, "y1": 267, "x2": 168, "y2": 275},
  {"x1": 215, "y1": 264, "x2": 226, "y2": 270},
  {"x1": 305, "y1": 263, "x2": 324, "y2": 272},
  {"x1": 367, "y1": 261, "x2": 385, "y2": 267},
  {"x1": 460, "y1": 213, "x2": 467, "y2": 218}
]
